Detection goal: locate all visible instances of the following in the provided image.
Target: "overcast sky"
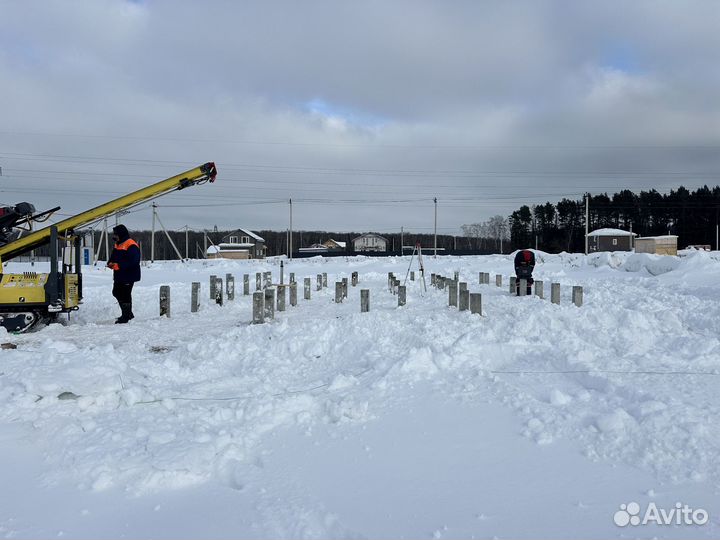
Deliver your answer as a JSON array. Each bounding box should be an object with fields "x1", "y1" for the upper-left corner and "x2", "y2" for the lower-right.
[{"x1": 1, "y1": 0, "x2": 718, "y2": 235}]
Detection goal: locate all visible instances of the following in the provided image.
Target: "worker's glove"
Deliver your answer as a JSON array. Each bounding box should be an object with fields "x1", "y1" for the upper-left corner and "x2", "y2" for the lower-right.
[{"x1": 107, "y1": 262, "x2": 119, "y2": 271}]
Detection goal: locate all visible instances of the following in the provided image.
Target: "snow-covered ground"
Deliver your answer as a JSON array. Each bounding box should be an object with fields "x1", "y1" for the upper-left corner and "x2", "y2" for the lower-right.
[{"x1": 1, "y1": 250, "x2": 720, "y2": 539}]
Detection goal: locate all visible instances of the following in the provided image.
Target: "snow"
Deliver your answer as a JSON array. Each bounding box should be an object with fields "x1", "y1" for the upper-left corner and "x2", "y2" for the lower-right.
[
  {"x1": 238, "y1": 228, "x2": 265, "y2": 242},
  {"x1": 1, "y1": 251, "x2": 720, "y2": 538},
  {"x1": 622, "y1": 252, "x2": 682, "y2": 275},
  {"x1": 587, "y1": 228, "x2": 637, "y2": 237}
]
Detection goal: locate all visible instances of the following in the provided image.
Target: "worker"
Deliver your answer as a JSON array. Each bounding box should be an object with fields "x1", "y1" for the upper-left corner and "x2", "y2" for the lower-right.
[
  {"x1": 514, "y1": 249, "x2": 535, "y2": 295},
  {"x1": 107, "y1": 224, "x2": 141, "y2": 323}
]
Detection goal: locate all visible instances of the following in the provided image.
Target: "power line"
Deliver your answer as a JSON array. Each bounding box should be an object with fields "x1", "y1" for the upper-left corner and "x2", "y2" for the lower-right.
[
  {"x1": 2, "y1": 153, "x2": 718, "y2": 177},
  {"x1": 2, "y1": 131, "x2": 718, "y2": 149},
  {"x1": 1, "y1": 171, "x2": 596, "y2": 194}
]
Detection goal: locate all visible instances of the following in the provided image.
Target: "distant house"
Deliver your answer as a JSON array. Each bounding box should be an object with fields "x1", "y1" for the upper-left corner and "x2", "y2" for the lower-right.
[
  {"x1": 587, "y1": 228, "x2": 637, "y2": 252},
  {"x1": 352, "y1": 233, "x2": 388, "y2": 252},
  {"x1": 634, "y1": 235, "x2": 678, "y2": 256},
  {"x1": 323, "y1": 239, "x2": 346, "y2": 251},
  {"x1": 207, "y1": 228, "x2": 266, "y2": 259}
]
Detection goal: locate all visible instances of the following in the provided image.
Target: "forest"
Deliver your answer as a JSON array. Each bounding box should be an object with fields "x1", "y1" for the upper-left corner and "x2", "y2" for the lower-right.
[{"x1": 509, "y1": 186, "x2": 720, "y2": 252}]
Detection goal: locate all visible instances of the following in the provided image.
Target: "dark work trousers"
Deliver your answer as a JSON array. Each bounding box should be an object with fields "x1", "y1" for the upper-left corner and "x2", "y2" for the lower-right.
[{"x1": 112, "y1": 282, "x2": 134, "y2": 305}]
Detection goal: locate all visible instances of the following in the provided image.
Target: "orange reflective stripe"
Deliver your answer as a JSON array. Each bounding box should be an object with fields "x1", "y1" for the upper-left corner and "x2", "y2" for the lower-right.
[{"x1": 114, "y1": 239, "x2": 139, "y2": 251}]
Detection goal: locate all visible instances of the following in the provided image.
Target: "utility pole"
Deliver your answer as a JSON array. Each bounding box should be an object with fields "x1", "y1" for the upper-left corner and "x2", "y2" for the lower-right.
[
  {"x1": 151, "y1": 203, "x2": 157, "y2": 263},
  {"x1": 400, "y1": 226, "x2": 404, "y2": 255},
  {"x1": 104, "y1": 217, "x2": 109, "y2": 262},
  {"x1": 433, "y1": 197, "x2": 438, "y2": 259},
  {"x1": 153, "y1": 206, "x2": 184, "y2": 261},
  {"x1": 584, "y1": 194, "x2": 589, "y2": 255},
  {"x1": 184, "y1": 226, "x2": 189, "y2": 259},
  {"x1": 289, "y1": 198, "x2": 293, "y2": 260},
  {"x1": 499, "y1": 219, "x2": 504, "y2": 254},
  {"x1": 203, "y1": 231, "x2": 208, "y2": 258}
]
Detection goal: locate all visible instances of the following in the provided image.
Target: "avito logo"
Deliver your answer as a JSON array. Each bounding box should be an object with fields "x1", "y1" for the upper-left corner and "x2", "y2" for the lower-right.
[{"x1": 614, "y1": 502, "x2": 709, "y2": 527}]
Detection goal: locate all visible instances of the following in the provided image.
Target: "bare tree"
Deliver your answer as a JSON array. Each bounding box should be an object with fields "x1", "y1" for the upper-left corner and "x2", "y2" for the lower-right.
[
  {"x1": 462, "y1": 215, "x2": 509, "y2": 252},
  {"x1": 487, "y1": 215, "x2": 509, "y2": 250}
]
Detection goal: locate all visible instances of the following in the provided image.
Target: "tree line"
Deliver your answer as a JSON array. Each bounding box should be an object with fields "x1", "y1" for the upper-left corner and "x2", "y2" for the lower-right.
[
  {"x1": 23, "y1": 185, "x2": 719, "y2": 262},
  {"x1": 508, "y1": 186, "x2": 720, "y2": 252}
]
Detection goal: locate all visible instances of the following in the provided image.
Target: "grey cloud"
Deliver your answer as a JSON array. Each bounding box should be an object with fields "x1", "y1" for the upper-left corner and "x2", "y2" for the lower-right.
[{"x1": 0, "y1": 0, "x2": 717, "y2": 234}]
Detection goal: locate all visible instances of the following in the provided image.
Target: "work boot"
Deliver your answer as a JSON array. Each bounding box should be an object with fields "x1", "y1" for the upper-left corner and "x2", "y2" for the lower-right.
[
  {"x1": 127, "y1": 301, "x2": 135, "y2": 321},
  {"x1": 115, "y1": 303, "x2": 133, "y2": 324}
]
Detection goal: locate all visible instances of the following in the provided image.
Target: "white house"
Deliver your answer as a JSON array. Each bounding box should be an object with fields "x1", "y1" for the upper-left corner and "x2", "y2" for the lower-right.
[
  {"x1": 352, "y1": 233, "x2": 388, "y2": 252},
  {"x1": 206, "y1": 228, "x2": 266, "y2": 259}
]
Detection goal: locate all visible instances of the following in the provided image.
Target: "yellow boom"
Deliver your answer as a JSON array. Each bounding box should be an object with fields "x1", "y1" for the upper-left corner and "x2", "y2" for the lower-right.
[{"x1": 0, "y1": 162, "x2": 217, "y2": 262}]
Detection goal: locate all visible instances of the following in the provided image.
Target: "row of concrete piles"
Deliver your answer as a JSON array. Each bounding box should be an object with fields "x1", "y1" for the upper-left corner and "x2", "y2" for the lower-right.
[
  {"x1": 429, "y1": 272, "x2": 483, "y2": 315},
  {"x1": 333, "y1": 272, "x2": 373, "y2": 313},
  {"x1": 159, "y1": 266, "x2": 375, "y2": 322},
  {"x1": 504, "y1": 273, "x2": 582, "y2": 307},
  {"x1": 156, "y1": 265, "x2": 583, "y2": 322},
  {"x1": 431, "y1": 271, "x2": 583, "y2": 307},
  {"x1": 158, "y1": 270, "x2": 278, "y2": 318},
  {"x1": 251, "y1": 268, "x2": 336, "y2": 323},
  {"x1": 386, "y1": 271, "x2": 415, "y2": 307}
]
